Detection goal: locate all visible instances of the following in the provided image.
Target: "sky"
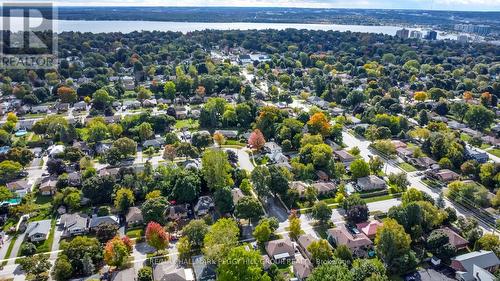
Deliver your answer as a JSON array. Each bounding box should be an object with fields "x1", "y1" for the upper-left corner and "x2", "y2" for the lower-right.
[{"x1": 11, "y1": 0, "x2": 500, "y2": 11}]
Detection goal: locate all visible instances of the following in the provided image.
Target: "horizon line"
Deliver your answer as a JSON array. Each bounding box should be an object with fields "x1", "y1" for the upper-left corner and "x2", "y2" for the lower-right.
[{"x1": 9, "y1": 5, "x2": 499, "y2": 13}]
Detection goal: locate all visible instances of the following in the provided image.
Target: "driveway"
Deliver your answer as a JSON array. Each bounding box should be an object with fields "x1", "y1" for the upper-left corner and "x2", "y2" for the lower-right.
[
  {"x1": 7, "y1": 232, "x2": 25, "y2": 265},
  {"x1": 224, "y1": 148, "x2": 254, "y2": 172}
]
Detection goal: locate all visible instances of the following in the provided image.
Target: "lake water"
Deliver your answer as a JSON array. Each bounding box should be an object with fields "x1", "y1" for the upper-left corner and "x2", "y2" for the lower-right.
[{"x1": 1, "y1": 17, "x2": 457, "y2": 39}]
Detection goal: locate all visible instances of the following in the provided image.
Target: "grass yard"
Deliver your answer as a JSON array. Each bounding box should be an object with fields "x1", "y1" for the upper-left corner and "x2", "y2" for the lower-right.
[
  {"x1": 175, "y1": 119, "x2": 199, "y2": 130},
  {"x1": 488, "y1": 148, "x2": 500, "y2": 158},
  {"x1": 126, "y1": 228, "x2": 144, "y2": 239},
  {"x1": 399, "y1": 162, "x2": 417, "y2": 172}
]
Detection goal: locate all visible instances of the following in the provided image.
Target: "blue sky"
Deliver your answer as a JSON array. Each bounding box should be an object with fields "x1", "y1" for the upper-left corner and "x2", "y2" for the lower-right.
[{"x1": 18, "y1": 0, "x2": 500, "y2": 11}]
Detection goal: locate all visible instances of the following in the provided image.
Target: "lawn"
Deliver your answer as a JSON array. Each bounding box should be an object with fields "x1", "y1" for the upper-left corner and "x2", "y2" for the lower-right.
[
  {"x1": 488, "y1": 148, "x2": 500, "y2": 158},
  {"x1": 175, "y1": 119, "x2": 199, "y2": 130},
  {"x1": 126, "y1": 228, "x2": 144, "y2": 239},
  {"x1": 399, "y1": 162, "x2": 417, "y2": 172}
]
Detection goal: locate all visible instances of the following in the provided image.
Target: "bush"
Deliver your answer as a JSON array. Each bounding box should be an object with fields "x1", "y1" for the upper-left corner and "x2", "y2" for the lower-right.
[
  {"x1": 97, "y1": 206, "x2": 110, "y2": 216},
  {"x1": 21, "y1": 242, "x2": 37, "y2": 256}
]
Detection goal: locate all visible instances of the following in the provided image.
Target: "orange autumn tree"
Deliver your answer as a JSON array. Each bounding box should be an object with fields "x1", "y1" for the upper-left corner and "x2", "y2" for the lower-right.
[
  {"x1": 57, "y1": 86, "x2": 77, "y2": 103},
  {"x1": 463, "y1": 91, "x2": 473, "y2": 101},
  {"x1": 248, "y1": 129, "x2": 266, "y2": 150},
  {"x1": 103, "y1": 236, "x2": 133, "y2": 267},
  {"x1": 213, "y1": 132, "x2": 226, "y2": 146},
  {"x1": 145, "y1": 221, "x2": 170, "y2": 251},
  {"x1": 480, "y1": 92, "x2": 492, "y2": 106},
  {"x1": 413, "y1": 91, "x2": 427, "y2": 102},
  {"x1": 307, "y1": 112, "x2": 331, "y2": 137}
]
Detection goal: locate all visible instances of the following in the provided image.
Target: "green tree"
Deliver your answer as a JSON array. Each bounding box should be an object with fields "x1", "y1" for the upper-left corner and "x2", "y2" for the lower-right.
[
  {"x1": 235, "y1": 196, "x2": 264, "y2": 222},
  {"x1": 311, "y1": 201, "x2": 332, "y2": 224},
  {"x1": 163, "y1": 81, "x2": 176, "y2": 100},
  {"x1": 349, "y1": 159, "x2": 370, "y2": 179},
  {"x1": 251, "y1": 166, "x2": 271, "y2": 198},
  {"x1": 141, "y1": 197, "x2": 168, "y2": 225},
  {"x1": 308, "y1": 260, "x2": 353, "y2": 281},
  {"x1": 375, "y1": 218, "x2": 417, "y2": 274},
  {"x1": 0, "y1": 160, "x2": 22, "y2": 183},
  {"x1": 201, "y1": 149, "x2": 232, "y2": 190},
  {"x1": 19, "y1": 255, "x2": 52, "y2": 281},
  {"x1": 465, "y1": 105, "x2": 495, "y2": 131},
  {"x1": 203, "y1": 218, "x2": 239, "y2": 264},
  {"x1": 333, "y1": 245, "x2": 353, "y2": 265},
  {"x1": 253, "y1": 220, "x2": 272, "y2": 244},
  {"x1": 307, "y1": 239, "x2": 334, "y2": 265},
  {"x1": 52, "y1": 254, "x2": 73, "y2": 281},
  {"x1": 182, "y1": 219, "x2": 208, "y2": 248},
  {"x1": 137, "y1": 266, "x2": 153, "y2": 281},
  {"x1": 217, "y1": 246, "x2": 270, "y2": 281},
  {"x1": 114, "y1": 188, "x2": 135, "y2": 214}
]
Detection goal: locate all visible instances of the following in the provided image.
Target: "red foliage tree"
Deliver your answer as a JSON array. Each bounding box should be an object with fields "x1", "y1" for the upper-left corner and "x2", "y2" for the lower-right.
[
  {"x1": 145, "y1": 221, "x2": 170, "y2": 251},
  {"x1": 248, "y1": 129, "x2": 266, "y2": 150}
]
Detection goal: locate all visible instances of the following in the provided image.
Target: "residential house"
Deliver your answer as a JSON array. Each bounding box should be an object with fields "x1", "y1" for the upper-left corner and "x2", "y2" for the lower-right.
[
  {"x1": 153, "y1": 262, "x2": 195, "y2": 281},
  {"x1": 465, "y1": 147, "x2": 489, "y2": 164},
  {"x1": 289, "y1": 181, "x2": 309, "y2": 198},
  {"x1": 316, "y1": 170, "x2": 329, "y2": 182},
  {"x1": 355, "y1": 220, "x2": 383, "y2": 239},
  {"x1": 396, "y1": 147, "x2": 413, "y2": 161},
  {"x1": 268, "y1": 152, "x2": 289, "y2": 164},
  {"x1": 39, "y1": 177, "x2": 57, "y2": 195},
  {"x1": 30, "y1": 105, "x2": 49, "y2": 114},
  {"x1": 297, "y1": 234, "x2": 319, "y2": 259},
  {"x1": 143, "y1": 137, "x2": 165, "y2": 149},
  {"x1": 59, "y1": 213, "x2": 89, "y2": 237},
  {"x1": 441, "y1": 227, "x2": 468, "y2": 251},
  {"x1": 461, "y1": 127, "x2": 482, "y2": 138},
  {"x1": 167, "y1": 205, "x2": 189, "y2": 221},
  {"x1": 231, "y1": 188, "x2": 245, "y2": 205},
  {"x1": 293, "y1": 255, "x2": 313, "y2": 281},
  {"x1": 263, "y1": 142, "x2": 282, "y2": 155},
  {"x1": 265, "y1": 238, "x2": 295, "y2": 262},
  {"x1": 333, "y1": 150, "x2": 355, "y2": 167},
  {"x1": 89, "y1": 215, "x2": 119, "y2": 230},
  {"x1": 67, "y1": 172, "x2": 82, "y2": 187},
  {"x1": 111, "y1": 268, "x2": 136, "y2": 281},
  {"x1": 25, "y1": 219, "x2": 51, "y2": 242},
  {"x1": 123, "y1": 100, "x2": 141, "y2": 110},
  {"x1": 214, "y1": 130, "x2": 238, "y2": 139},
  {"x1": 95, "y1": 142, "x2": 112, "y2": 155},
  {"x1": 410, "y1": 157, "x2": 439, "y2": 170},
  {"x1": 391, "y1": 140, "x2": 407, "y2": 149},
  {"x1": 55, "y1": 103, "x2": 69, "y2": 112},
  {"x1": 175, "y1": 107, "x2": 188, "y2": 119},
  {"x1": 327, "y1": 224, "x2": 373, "y2": 256},
  {"x1": 126, "y1": 207, "x2": 143, "y2": 226},
  {"x1": 451, "y1": 250, "x2": 500, "y2": 281},
  {"x1": 311, "y1": 182, "x2": 336, "y2": 196},
  {"x1": 73, "y1": 101, "x2": 87, "y2": 111},
  {"x1": 356, "y1": 175, "x2": 387, "y2": 191},
  {"x1": 143, "y1": 99, "x2": 157, "y2": 107},
  {"x1": 426, "y1": 169, "x2": 460, "y2": 182},
  {"x1": 6, "y1": 179, "x2": 31, "y2": 197},
  {"x1": 73, "y1": 141, "x2": 92, "y2": 155},
  {"x1": 481, "y1": 136, "x2": 500, "y2": 147},
  {"x1": 192, "y1": 255, "x2": 216, "y2": 281},
  {"x1": 194, "y1": 196, "x2": 214, "y2": 217}
]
